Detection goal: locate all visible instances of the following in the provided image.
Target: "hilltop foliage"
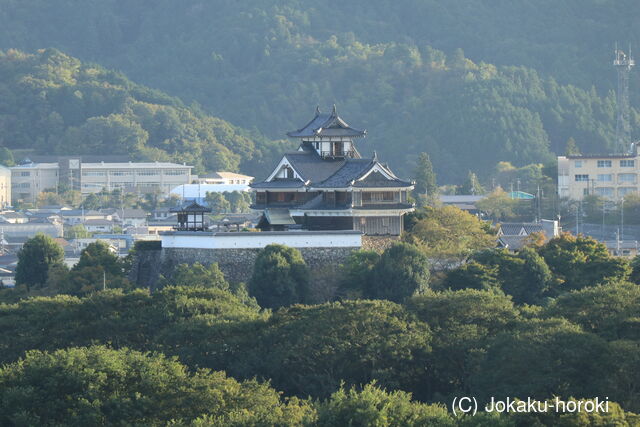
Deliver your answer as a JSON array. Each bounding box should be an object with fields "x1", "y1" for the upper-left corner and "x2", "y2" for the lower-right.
[
  {"x1": 0, "y1": 2, "x2": 638, "y2": 181},
  {"x1": 0, "y1": 49, "x2": 285, "y2": 174}
]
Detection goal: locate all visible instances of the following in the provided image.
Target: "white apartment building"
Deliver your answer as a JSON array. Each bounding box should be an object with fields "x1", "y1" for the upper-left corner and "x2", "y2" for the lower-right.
[
  {"x1": 558, "y1": 147, "x2": 639, "y2": 200},
  {"x1": 11, "y1": 159, "x2": 192, "y2": 204}
]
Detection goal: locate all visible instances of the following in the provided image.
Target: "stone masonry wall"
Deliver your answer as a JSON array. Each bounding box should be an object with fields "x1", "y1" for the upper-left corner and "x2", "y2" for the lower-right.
[{"x1": 132, "y1": 246, "x2": 360, "y2": 291}]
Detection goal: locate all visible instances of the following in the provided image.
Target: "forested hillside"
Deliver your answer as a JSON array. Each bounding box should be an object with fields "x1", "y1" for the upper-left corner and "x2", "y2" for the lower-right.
[
  {"x1": 0, "y1": 1, "x2": 638, "y2": 182},
  {"x1": 0, "y1": 49, "x2": 286, "y2": 174}
]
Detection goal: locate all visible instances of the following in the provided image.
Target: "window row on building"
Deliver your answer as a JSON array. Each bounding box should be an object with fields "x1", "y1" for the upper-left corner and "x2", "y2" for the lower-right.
[
  {"x1": 574, "y1": 159, "x2": 636, "y2": 168},
  {"x1": 574, "y1": 173, "x2": 638, "y2": 184}
]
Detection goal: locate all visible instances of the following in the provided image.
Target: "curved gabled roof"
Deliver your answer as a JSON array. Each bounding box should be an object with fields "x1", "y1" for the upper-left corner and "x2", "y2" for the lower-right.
[{"x1": 287, "y1": 105, "x2": 366, "y2": 138}]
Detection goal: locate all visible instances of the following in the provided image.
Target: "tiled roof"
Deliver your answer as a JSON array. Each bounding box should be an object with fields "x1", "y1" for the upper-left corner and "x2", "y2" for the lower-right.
[
  {"x1": 284, "y1": 150, "x2": 346, "y2": 183},
  {"x1": 287, "y1": 106, "x2": 366, "y2": 138},
  {"x1": 251, "y1": 179, "x2": 305, "y2": 189}
]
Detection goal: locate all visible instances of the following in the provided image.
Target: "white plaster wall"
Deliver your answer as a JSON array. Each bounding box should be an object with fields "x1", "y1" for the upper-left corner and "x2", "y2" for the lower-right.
[{"x1": 162, "y1": 232, "x2": 362, "y2": 249}]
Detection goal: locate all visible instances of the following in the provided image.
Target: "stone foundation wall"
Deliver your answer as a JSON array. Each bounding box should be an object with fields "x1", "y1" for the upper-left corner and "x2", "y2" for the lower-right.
[
  {"x1": 132, "y1": 246, "x2": 360, "y2": 292},
  {"x1": 361, "y1": 235, "x2": 400, "y2": 252}
]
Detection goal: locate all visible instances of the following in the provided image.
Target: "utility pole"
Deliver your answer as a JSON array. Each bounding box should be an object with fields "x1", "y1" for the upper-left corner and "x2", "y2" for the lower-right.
[
  {"x1": 103, "y1": 269, "x2": 106, "y2": 291},
  {"x1": 621, "y1": 198, "x2": 625, "y2": 241}
]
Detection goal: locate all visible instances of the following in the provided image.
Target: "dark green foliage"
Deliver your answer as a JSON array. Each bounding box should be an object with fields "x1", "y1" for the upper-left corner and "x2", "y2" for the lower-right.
[
  {"x1": 473, "y1": 318, "x2": 611, "y2": 402},
  {"x1": 315, "y1": 383, "x2": 454, "y2": 427},
  {"x1": 459, "y1": 171, "x2": 484, "y2": 195},
  {"x1": 336, "y1": 250, "x2": 380, "y2": 299},
  {"x1": 538, "y1": 233, "x2": 631, "y2": 291},
  {"x1": 412, "y1": 152, "x2": 437, "y2": 204},
  {"x1": 0, "y1": 49, "x2": 280, "y2": 175},
  {"x1": 162, "y1": 262, "x2": 229, "y2": 290},
  {"x1": 233, "y1": 300, "x2": 432, "y2": 399},
  {"x1": 0, "y1": 287, "x2": 264, "y2": 364},
  {"x1": 133, "y1": 240, "x2": 161, "y2": 251},
  {"x1": 47, "y1": 241, "x2": 132, "y2": 295},
  {"x1": 0, "y1": 147, "x2": 14, "y2": 166},
  {"x1": 407, "y1": 290, "x2": 520, "y2": 399},
  {"x1": 446, "y1": 248, "x2": 552, "y2": 304},
  {"x1": 249, "y1": 244, "x2": 310, "y2": 309},
  {"x1": 15, "y1": 233, "x2": 64, "y2": 289},
  {"x1": 368, "y1": 243, "x2": 430, "y2": 302},
  {"x1": 442, "y1": 261, "x2": 501, "y2": 292},
  {"x1": 545, "y1": 281, "x2": 640, "y2": 340},
  {"x1": 0, "y1": 345, "x2": 313, "y2": 426}
]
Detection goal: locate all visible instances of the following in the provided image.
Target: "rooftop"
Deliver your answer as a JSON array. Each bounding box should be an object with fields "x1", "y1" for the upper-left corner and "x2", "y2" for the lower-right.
[{"x1": 287, "y1": 106, "x2": 366, "y2": 139}]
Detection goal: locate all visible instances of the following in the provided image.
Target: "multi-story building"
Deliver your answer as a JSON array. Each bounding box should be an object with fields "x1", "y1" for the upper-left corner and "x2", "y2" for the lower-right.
[
  {"x1": 11, "y1": 159, "x2": 192, "y2": 204},
  {"x1": 558, "y1": 146, "x2": 640, "y2": 200},
  {"x1": 196, "y1": 171, "x2": 254, "y2": 185},
  {"x1": 0, "y1": 165, "x2": 11, "y2": 208},
  {"x1": 11, "y1": 162, "x2": 59, "y2": 204},
  {"x1": 79, "y1": 162, "x2": 192, "y2": 196},
  {"x1": 250, "y1": 106, "x2": 414, "y2": 235}
]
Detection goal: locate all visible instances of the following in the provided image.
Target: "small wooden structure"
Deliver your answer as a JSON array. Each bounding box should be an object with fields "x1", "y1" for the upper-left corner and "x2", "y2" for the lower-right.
[{"x1": 170, "y1": 202, "x2": 211, "y2": 231}]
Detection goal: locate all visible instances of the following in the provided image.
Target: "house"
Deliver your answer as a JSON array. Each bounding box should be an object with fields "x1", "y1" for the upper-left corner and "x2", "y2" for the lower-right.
[
  {"x1": 83, "y1": 219, "x2": 115, "y2": 233},
  {"x1": 440, "y1": 195, "x2": 486, "y2": 214},
  {"x1": 111, "y1": 209, "x2": 148, "y2": 227},
  {"x1": 60, "y1": 209, "x2": 111, "y2": 225},
  {"x1": 0, "y1": 211, "x2": 29, "y2": 224},
  {"x1": 496, "y1": 219, "x2": 560, "y2": 251},
  {"x1": 250, "y1": 106, "x2": 414, "y2": 235}
]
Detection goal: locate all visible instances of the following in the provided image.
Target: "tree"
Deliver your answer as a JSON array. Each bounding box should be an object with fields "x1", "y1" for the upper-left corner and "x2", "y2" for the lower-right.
[
  {"x1": 405, "y1": 206, "x2": 495, "y2": 265},
  {"x1": 407, "y1": 289, "x2": 520, "y2": 399},
  {"x1": 316, "y1": 383, "x2": 453, "y2": 427},
  {"x1": 59, "y1": 241, "x2": 132, "y2": 295},
  {"x1": 0, "y1": 346, "x2": 313, "y2": 426},
  {"x1": 235, "y1": 300, "x2": 432, "y2": 398},
  {"x1": 565, "y1": 137, "x2": 581, "y2": 155},
  {"x1": 249, "y1": 244, "x2": 310, "y2": 309},
  {"x1": 538, "y1": 233, "x2": 631, "y2": 292},
  {"x1": 205, "y1": 191, "x2": 231, "y2": 213},
  {"x1": 0, "y1": 147, "x2": 14, "y2": 166},
  {"x1": 472, "y1": 318, "x2": 611, "y2": 403},
  {"x1": 459, "y1": 171, "x2": 484, "y2": 195},
  {"x1": 368, "y1": 242, "x2": 430, "y2": 302},
  {"x1": 15, "y1": 234, "x2": 64, "y2": 290},
  {"x1": 476, "y1": 187, "x2": 517, "y2": 220},
  {"x1": 413, "y1": 152, "x2": 438, "y2": 206},
  {"x1": 336, "y1": 250, "x2": 380, "y2": 299},
  {"x1": 162, "y1": 262, "x2": 228, "y2": 290},
  {"x1": 442, "y1": 261, "x2": 501, "y2": 291},
  {"x1": 63, "y1": 224, "x2": 91, "y2": 240}
]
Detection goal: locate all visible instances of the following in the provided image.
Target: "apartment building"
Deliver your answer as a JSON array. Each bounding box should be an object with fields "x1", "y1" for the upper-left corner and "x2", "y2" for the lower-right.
[
  {"x1": 558, "y1": 148, "x2": 639, "y2": 200},
  {"x1": 11, "y1": 158, "x2": 192, "y2": 204}
]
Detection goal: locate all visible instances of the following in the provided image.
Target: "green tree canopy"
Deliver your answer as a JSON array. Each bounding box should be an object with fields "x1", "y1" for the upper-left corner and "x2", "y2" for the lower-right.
[
  {"x1": 15, "y1": 233, "x2": 64, "y2": 290},
  {"x1": 249, "y1": 244, "x2": 310, "y2": 309},
  {"x1": 0, "y1": 345, "x2": 313, "y2": 426},
  {"x1": 538, "y1": 233, "x2": 631, "y2": 291},
  {"x1": 405, "y1": 206, "x2": 495, "y2": 264},
  {"x1": 162, "y1": 262, "x2": 229, "y2": 290},
  {"x1": 368, "y1": 242, "x2": 430, "y2": 302},
  {"x1": 412, "y1": 152, "x2": 438, "y2": 205}
]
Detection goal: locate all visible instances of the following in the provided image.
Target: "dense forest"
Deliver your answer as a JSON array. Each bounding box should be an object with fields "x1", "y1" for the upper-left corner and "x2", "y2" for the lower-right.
[
  {"x1": 0, "y1": 49, "x2": 287, "y2": 175},
  {"x1": 0, "y1": 1, "x2": 639, "y2": 181},
  {"x1": 2, "y1": 217, "x2": 640, "y2": 424}
]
